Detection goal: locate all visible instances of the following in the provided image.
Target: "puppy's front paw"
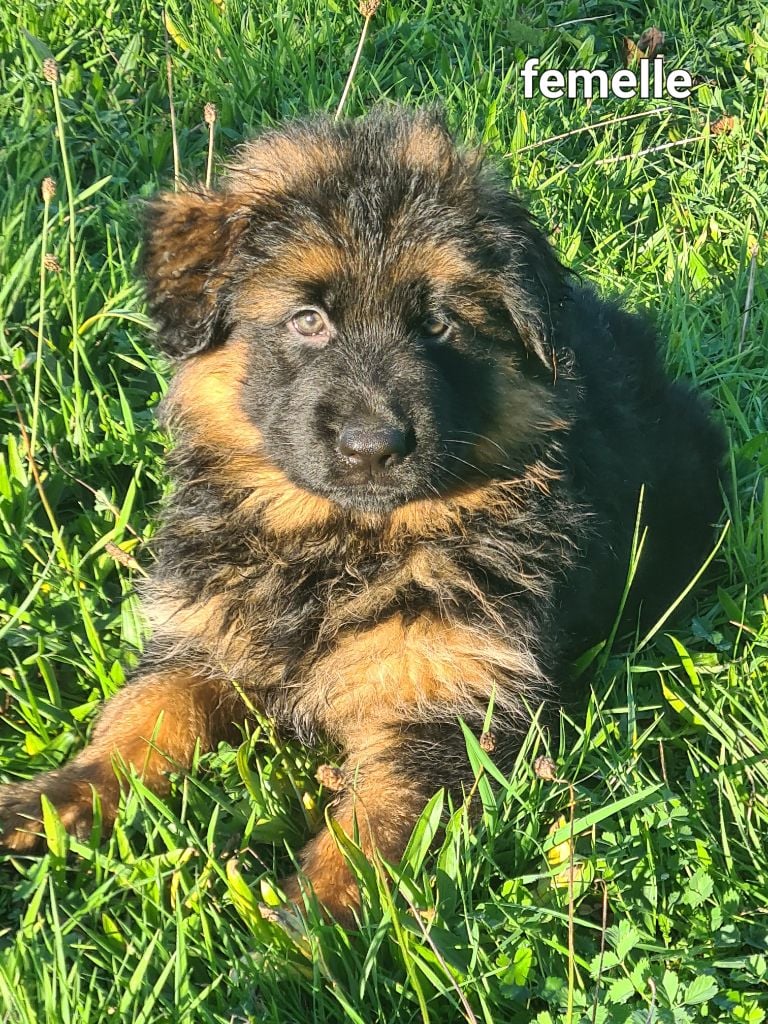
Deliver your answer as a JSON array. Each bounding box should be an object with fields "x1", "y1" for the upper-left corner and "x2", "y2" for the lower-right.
[
  {"x1": 0, "y1": 767, "x2": 118, "y2": 852},
  {"x1": 282, "y1": 830, "x2": 363, "y2": 928}
]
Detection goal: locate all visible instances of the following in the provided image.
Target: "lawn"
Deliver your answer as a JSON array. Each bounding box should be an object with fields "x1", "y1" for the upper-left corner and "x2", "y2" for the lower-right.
[{"x1": 1, "y1": 1, "x2": 767, "y2": 1021}]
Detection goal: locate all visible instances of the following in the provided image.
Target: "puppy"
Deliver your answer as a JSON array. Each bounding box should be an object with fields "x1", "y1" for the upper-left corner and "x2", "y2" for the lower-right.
[{"x1": 0, "y1": 108, "x2": 723, "y2": 924}]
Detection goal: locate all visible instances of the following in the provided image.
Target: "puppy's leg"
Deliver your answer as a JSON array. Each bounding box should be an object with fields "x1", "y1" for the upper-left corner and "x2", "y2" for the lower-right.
[
  {"x1": 0, "y1": 668, "x2": 240, "y2": 851},
  {"x1": 285, "y1": 720, "x2": 486, "y2": 926}
]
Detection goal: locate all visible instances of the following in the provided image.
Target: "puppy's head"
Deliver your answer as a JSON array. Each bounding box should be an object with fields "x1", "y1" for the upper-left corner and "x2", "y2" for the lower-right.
[{"x1": 142, "y1": 107, "x2": 567, "y2": 515}]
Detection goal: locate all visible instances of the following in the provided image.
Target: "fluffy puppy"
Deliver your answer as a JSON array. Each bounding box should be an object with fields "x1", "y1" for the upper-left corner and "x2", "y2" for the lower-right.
[{"x1": 0, "y1": 108, "x2": 723, "y2": 924}]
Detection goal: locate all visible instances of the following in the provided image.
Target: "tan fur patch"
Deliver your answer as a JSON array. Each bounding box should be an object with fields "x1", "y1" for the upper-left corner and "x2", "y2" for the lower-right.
[
  {"x1": 232, "y1": 241, "x2": 346, "y2": 324},
  {"x1": 90, "y1": 670, "x2": 226, "y2": 783},
  {"x1": 164, "y1": 340, "x2": 260, "y2": 452},
  {"x1": 255, "y1": 477, "x2": 337, "y2": 534},
  {"x1": 383, "y1": 480, "x2": 512, "y2": 539},
  {"x1": 307, "y1": 612, "x2": 537, "y2": 740},
  {"x1": 165, "y1": 340, "x2": 337, "y2": 531},
  {"x1": 370, "y1": 228, "x2": 477, "y2": 290}
]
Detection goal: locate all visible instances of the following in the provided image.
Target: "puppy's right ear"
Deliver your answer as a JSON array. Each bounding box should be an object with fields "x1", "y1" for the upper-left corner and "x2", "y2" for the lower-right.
[{"x1": 141, "y1": 189, "x2": 248, "y2": 359}]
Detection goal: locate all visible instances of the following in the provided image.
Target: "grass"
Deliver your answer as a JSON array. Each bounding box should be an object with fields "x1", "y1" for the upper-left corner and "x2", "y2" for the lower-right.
[{"x1": 1, "y1": 0, "x2": 767, "y2": 1021}]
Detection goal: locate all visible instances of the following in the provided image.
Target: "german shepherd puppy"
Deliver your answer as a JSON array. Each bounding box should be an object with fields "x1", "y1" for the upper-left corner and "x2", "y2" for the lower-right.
[{"x1": 0, "y1": 107, "x2": 723, "y2": 925}]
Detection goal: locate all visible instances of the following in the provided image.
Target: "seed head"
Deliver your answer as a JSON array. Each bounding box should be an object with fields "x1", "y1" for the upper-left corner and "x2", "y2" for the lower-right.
[
  {"x1": 41, "y1": 177, "x2": 57, "y2": 202},
  {"x1": 43, "y1": 58, "x2": 59, "y2": 84},
  {"x1": 480, "y1": 730, "x2": 497, "y2": 753},
  {"x1": 43, "y1": 253, "x2": 61, "y2": 273},
  {"x1": 104, "y1": 541, "x2": 141, "y2": 571},
  {"x1": 358, "y1": 0, "x2": 380, "y2": 17},
  {"x1": 204, "y1": 102, "x2": 217, "y2": 126},
  {"x1": 534, "y1": 755, "x2": 558, "y2": 781},
  {"x1": 315, "y1": 763, "x2": 345, "y2": 791}
]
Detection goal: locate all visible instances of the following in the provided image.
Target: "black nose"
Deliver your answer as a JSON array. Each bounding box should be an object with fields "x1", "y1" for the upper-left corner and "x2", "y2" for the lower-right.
[{"x1": 338, "y1": 420, "x2": 413, "y2": 475}]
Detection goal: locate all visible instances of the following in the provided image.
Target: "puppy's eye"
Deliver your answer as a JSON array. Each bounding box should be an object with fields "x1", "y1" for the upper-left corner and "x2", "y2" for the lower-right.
[
  {"x1": 421, "y1": 315, "x2": 451, "y2": 339},
  {"x1": 289, "y1": 309, "x2": 329, "y2": 341}
]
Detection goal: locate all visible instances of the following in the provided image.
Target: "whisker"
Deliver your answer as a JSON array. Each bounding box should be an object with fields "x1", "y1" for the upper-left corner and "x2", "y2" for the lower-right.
[
  {"x1": 452, "y1": 429, "x2": 509, "y2": 461},
  {"x1": 425, "y1": 458, "x2": 469, "y2": 489},
  {"x1": 443, "y1": 452, "x2": 491, "y2": 479}
]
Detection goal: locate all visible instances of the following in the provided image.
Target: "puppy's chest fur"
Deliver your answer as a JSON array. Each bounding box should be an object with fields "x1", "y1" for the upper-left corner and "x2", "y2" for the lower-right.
[{"x1": 142, "y1": 455, "x2": 583, "y2": 741}]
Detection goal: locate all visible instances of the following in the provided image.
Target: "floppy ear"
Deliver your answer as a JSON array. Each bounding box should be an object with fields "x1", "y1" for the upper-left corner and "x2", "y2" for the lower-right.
[
  {"x1": 141, "y1": 189, "x2": 248, "y2": 359},
  {"x1": 483, "y1": 187, "x2": 568, "y2": 368}
]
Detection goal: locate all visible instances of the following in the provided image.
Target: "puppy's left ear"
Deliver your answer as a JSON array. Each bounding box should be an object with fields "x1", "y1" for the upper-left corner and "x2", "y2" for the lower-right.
[
  {"x1": 141, "y1": 189, "x2": 248, "y2": 360},
  {"x1": 486, "y1": 190, "x2": 568, "y2": 368}
]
